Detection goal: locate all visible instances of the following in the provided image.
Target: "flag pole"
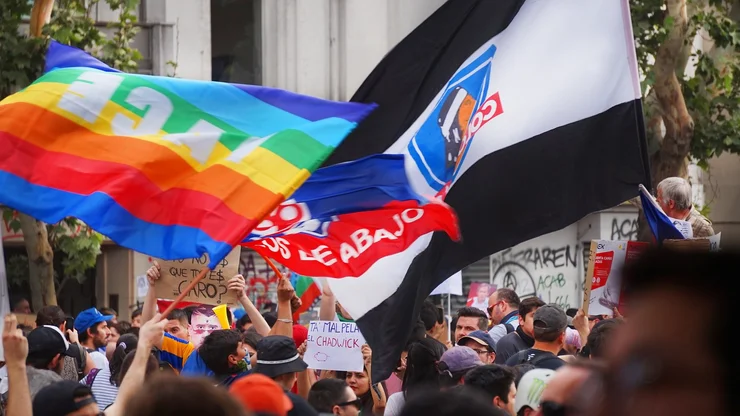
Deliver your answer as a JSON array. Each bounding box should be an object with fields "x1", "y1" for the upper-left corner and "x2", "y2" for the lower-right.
[
  {"x1": 447, "y1": 292, "x2": 452, "y2": 343},
  {"x1": 260, "y1": 254, "x2": 284, "y2": 279},
  {"x1": 159, "y1": 268, "x2": 210, "y2": 318}
]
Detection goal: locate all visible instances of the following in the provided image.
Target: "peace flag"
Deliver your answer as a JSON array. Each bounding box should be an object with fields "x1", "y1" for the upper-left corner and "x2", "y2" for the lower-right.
[{"x1": 0, "y1": 41, "x2": 375, "y2": 267}]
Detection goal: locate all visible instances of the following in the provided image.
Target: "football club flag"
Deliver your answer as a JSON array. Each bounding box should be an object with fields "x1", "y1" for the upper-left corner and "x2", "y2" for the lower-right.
[{"x1": 321, "y1": 0, "x2": 650, "y2": 381}]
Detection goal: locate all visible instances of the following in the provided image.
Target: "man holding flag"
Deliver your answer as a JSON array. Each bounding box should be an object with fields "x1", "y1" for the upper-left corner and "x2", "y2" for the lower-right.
[{"x1": 655, "y1": 177, "x2": 714, "y2": 238}]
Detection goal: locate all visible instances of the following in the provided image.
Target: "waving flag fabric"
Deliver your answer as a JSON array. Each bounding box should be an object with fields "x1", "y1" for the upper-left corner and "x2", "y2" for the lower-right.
[
  {"x1": 289, "y1": 274, "x2": 322, "y2": 321},
  {"x1": 242, "y1": 154, "x2": 460, "y2": 278},
  {"x1": 0, "y1": 41, "x2": 375, "y2": 268},
  {"x1": 321, "y1": 0, "x2": 649, "y2": 381},
  {"x1": 639, "y1": 185, "x2": 686, "y2": 242}
]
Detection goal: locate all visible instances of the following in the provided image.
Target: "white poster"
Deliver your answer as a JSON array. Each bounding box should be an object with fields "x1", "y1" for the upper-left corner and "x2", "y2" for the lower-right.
[
  {"x1": 587, "y1": 240, "x2": 648, "y2": 316},
  {"x1": 670, "y1": 219, "x2": 693, "y2": 239},
  {"x1": 304, "y1": 320, "x2": 366, "y2": 372}
]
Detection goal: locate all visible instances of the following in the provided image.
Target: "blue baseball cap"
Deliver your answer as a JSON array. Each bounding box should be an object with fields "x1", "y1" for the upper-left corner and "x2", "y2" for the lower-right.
[
  {"x1": 459, "y1": 330, "x2": 497, "y2": 353},
  {"x1": 233, "y1": 308, "x2": 246, "y2": 321},
  {"x1": 74, "y1": 307, "x2": 114, "y2": 333}
]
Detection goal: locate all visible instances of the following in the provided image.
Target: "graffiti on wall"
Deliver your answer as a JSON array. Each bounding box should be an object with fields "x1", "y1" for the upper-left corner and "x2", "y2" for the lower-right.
[
  {"x1": 609, "y1": 214, "x2": 638, "y2": 241},
  {"x1": 240, "y1": 249, "x2": 288, "y2": 311},
  {"x1": 489, "y1": 226, "x2": 579, "y2": 311}
]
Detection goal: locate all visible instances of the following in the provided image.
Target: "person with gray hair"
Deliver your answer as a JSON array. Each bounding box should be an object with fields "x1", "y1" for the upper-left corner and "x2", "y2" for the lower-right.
[{"x1": 656, "y1": 177, "x2": 714, "y2": 237}]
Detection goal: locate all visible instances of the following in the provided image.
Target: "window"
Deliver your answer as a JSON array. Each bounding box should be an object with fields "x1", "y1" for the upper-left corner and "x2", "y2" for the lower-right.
[{"x1": 211, "y1": 0, "x2": 262, "y2": 85}]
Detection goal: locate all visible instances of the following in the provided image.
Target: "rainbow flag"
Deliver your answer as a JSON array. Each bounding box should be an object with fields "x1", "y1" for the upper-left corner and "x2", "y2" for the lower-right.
[{"x1": 0, "y1": 41, "x2": 375, "y2": 268}]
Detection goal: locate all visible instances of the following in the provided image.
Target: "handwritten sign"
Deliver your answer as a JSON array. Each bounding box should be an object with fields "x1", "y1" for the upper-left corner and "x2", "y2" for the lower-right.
[
  {"x1": 304, "y1": 320, "x2": 366, "y2": 372},
  {"x1": 15, "y1": 313, "x2": 37, "y2": 328},
  {"x1": 154, "y1": 247, "x2": 241, "y2": 305}
]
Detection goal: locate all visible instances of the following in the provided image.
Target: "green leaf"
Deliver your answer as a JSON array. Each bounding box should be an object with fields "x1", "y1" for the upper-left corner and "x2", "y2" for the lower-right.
[{"x1": 663, "y1": 16, "x2": 675, "y2": 31}]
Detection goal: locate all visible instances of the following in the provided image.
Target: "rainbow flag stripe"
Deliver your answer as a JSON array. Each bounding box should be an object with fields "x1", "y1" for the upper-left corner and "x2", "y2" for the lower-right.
[{"x1": 0, "y1": 41, "x2": 375, "y2": 267}]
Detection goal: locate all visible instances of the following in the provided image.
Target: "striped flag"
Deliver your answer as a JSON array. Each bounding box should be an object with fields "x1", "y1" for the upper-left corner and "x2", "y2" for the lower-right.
[
  {"x1": 321, "y1": 0, "x2": 650, "y2": 381},
  {"x1": 0, "y1": 41, "x2": 375, "y2": 267}
]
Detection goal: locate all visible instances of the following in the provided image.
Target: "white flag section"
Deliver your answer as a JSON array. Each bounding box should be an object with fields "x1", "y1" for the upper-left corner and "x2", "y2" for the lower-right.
[
  {"x1": 328, "y1": 0, "x2": 641, "y2": 324},
  {"x1": 430, "y1": 271, "x2": 463, "y2": 296},
  {"x1": 0, "y1": 240, "x2": 10, "y2": 361}
]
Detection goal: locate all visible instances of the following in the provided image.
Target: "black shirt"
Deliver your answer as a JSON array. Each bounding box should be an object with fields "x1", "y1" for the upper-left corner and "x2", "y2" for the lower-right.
[
  {"x1": 287, "y1": 391, "x2": 319, "y2": 416},
  {"x1": 505, "y1": 348, "x2": 565, "y2": 371}
]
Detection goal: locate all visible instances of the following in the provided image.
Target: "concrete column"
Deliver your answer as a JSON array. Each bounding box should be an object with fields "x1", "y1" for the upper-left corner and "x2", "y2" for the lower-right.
[{"x1": 144, "y1": 0, "x2": 211, "y2": 80}]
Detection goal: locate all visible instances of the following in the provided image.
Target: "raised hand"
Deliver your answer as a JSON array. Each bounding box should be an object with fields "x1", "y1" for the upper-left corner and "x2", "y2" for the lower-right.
[
  {"x1": 146, "y1": 261, "x2": 161, "y2": 287},
  {"x1": 277, "y1": 277, "x2": 296, "y2": 303},
  {"x1": 138, "y1": 313, "x2": 167, "y2": 349},
  {"x1": 2, "y1": 314, "x2": 28, "y2": 365},
  {"x1": 228, "y1": 274, "x2": 247, "y2": 300}
]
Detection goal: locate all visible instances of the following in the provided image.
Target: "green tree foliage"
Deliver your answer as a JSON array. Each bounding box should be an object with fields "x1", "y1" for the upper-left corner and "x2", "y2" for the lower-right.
[
  {"x1": 631, "y1": 0, "x2": 740, "y2": 179},
  {"x1": 0, "y1": 0, "x2": 141, "y2": 307}
]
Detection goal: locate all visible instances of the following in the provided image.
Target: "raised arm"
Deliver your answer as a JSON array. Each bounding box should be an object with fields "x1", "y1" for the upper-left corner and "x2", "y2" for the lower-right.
[
  {"x1": 228, "y1": 274, "x2": 270, "y2": 336},
  {"x1": 105, "y1": 314, "x2": 167, "y2": 416},
  {"x1": 318, "y1": 279, "x2": 336, "y2": 321},
  {"x1": 2, "y1": 315, "x2": 32, "y2": 416},
  {"x1": 268, "y1": 277, "x2": 296, "y2": 337},
  {"x1": 141, "y1": 262, "x2": 161, "y2": 324}
]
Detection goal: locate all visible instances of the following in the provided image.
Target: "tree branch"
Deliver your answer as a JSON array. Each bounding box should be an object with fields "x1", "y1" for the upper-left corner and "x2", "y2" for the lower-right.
[{"x1": 653, "y1": 0, "x2": 694, "y2": 183}]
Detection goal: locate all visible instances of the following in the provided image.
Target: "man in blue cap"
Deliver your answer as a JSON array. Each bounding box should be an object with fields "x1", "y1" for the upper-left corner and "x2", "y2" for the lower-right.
[
  {"x1": 74, "y1": 307, "x2": 113, "y2": 369},
  {"x1": 458, "y1": 330, "x2": 497, "y2": 364}
]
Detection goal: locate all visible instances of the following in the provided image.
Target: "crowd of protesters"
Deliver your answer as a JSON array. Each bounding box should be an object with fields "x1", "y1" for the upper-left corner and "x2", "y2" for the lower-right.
[{"x1": 0, "y1": 247, "x2": 735, "y2": 416}]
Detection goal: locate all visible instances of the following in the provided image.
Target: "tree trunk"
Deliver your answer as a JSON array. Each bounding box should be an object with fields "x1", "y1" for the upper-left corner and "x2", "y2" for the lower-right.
[
  {"x1": 637, "y1": 0, "x2": 694, "y2": 242},
  {"x1": 19, "y1": 214, "x2": 56, "y2": 311}
]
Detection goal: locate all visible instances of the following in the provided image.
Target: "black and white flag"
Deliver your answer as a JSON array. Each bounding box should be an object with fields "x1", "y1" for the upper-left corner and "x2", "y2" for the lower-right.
[{"x1": 322, "y1": 0, "x2": 650, "y2": 381}]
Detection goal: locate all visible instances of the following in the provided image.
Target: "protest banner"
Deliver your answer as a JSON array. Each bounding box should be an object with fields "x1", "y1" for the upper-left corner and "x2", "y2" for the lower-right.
[
  {"x1": 304, "y1": 320, "x2": 366, "y2": 372},
  {"x1": 153, "y1": 247, "x2": 241, "y2": 305},
  {"x1": 584, "y1": 240, "x2": 648, "y2": 316}
]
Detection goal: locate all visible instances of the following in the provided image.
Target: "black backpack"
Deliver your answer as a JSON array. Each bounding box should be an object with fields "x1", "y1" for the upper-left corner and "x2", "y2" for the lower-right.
[
  {"x1": 72, "y1": 344, "x2": 88, "y2": 381},
  {"x1": 504, "y1": 323, "x2": 516, "y2": 334}
]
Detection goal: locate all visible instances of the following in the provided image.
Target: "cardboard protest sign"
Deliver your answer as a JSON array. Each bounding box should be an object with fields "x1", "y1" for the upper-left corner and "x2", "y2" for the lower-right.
[
  {"x1": 15, "y1": 313, "x2": 37, "y2": 328},
  {"x1": 584, "y1": 240, "x2": 648, "y2": 316},
  {"x1": 663, "y1": 234, "x2": 721, "y2": 252},
  {"x1": 304, "y1": 320, "x2": 366, "y2": 372},
  {"x1": 153, "y1": 247, "x2": 241, "y2": 305}
]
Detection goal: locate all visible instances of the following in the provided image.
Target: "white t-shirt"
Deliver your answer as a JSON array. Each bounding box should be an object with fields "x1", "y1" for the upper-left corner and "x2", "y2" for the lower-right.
[
  {"x1": 89, "y1": 350, "x2": 109, "y2": 370},
  {"x1": 384, "y1": 392, "x2": 406, "y2": 416}
]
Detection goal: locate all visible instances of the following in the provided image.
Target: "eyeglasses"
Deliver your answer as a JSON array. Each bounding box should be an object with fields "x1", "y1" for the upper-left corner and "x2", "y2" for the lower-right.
[
  {"x1": 337, "y1": 398, "x2": 362, "y2": 410},
  {"x1": 471, "y1": 348, "x2": 489, "y2": 356},
  {"x1": 487, "y1": 300, "x2": 503, "y2": 314}
]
